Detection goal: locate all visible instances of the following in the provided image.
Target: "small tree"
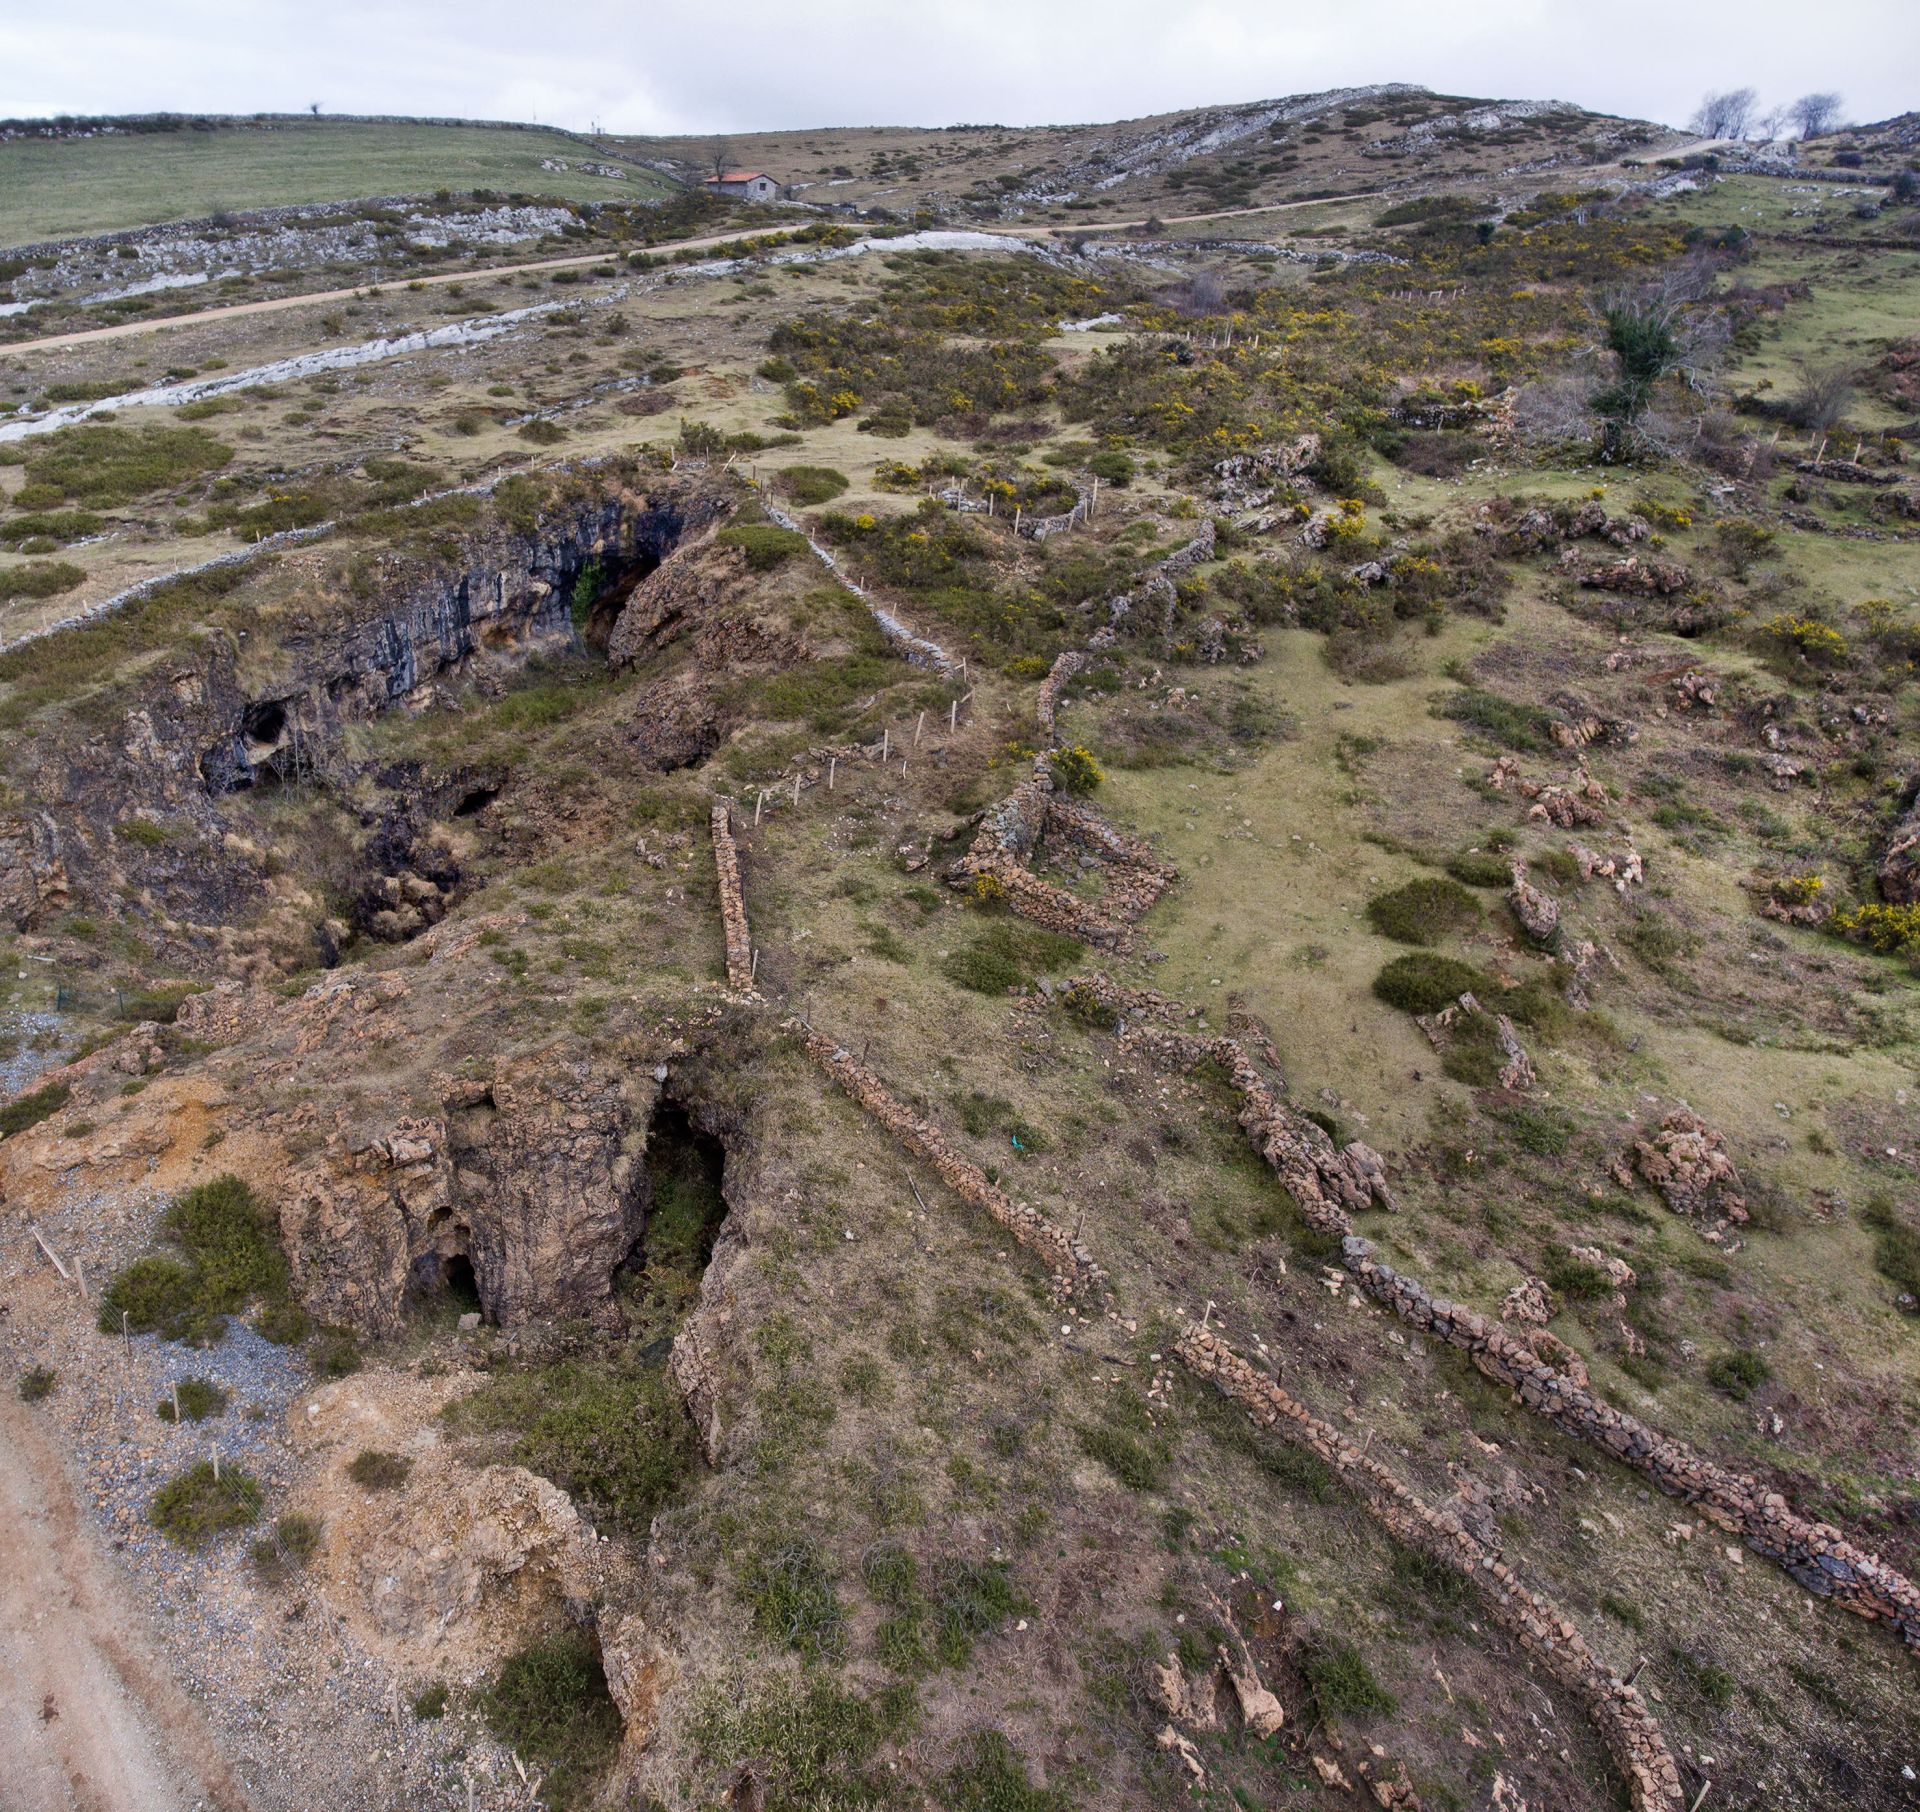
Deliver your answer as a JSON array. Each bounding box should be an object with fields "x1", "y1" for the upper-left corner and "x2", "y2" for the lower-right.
[
  {"x1": 1788, "y1": 92, "x2": 1845, "y2": 139},
  {"x1": 1689, "y1": 88, "x2": 1758, "y2": 140},
  {"x1": 1591, "y1": 265, "x2": 1722, "y2": 458},
  {"x1": 709, "y1": 141, "x2": 733, "y2": 183},
  {"x1": 1788, "y1": 360, "x2": 1856, "y2": 433}
]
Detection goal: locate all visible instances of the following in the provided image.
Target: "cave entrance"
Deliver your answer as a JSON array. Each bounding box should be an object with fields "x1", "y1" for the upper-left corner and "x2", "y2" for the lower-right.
[
  {"x1": 614, "y1": 1095, "x2": 728, "y2": 1348},
  {"x1": 570, "y1": 551, "x2": 662, "y2": 654},
  {"x1": 443, "y1": 1253, "x2": 481, "y2": 1312}
]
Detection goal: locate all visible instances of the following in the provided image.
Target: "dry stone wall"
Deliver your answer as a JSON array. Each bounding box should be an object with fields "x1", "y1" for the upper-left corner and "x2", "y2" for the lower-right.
[
  {"x1": 1090, "y1": 985, "x2": 1920, "y2": 1658},
  {"x1": 1177, "y1": 1325, "x2": 1686, "y2": 1812},
  {"x1": 795, "y1": 1025, "x2": 1107, "y2": 1303},
  {"x1": 709, "y1": 802, "x2": 755, "y2": 993}
]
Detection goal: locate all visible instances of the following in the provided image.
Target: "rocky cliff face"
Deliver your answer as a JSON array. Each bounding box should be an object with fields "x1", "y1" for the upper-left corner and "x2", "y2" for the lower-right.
[
  {"x1": 199, "y1": 484, "x2": 729, "y2": 795},
  {"x1": 1, "y1": 476, "x2": 730, "y2": 963},
  {"x1": 279, "y1": 1042, "x2": 662, "y2": 1336}
]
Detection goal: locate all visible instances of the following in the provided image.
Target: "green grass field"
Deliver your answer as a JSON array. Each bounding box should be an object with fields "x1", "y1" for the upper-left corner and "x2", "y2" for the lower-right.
[{"x1": 0, "y1": 120, "x2": 676, "y2": 246}]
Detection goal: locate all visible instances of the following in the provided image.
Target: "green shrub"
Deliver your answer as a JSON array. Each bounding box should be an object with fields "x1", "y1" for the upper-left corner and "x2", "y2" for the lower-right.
[
  {"x1": 310, "y1": 1326, "x2": 361, "y2": 1375},
  {"x1": 740, "y1": 1540, "x2": 845, "y2": 1660},
  {"x1": 157, "y1": 1376, "x2": 228, "y2": 1422},
  {"x1": 99, "y1": 1255, "x2": 204, "y2": 1341},
  {"x1": 18, "y1": 1364, "x2": 57, "y2": 1403},
  {"x1": 938, "y1": 1730, "x2": 1069, "y2": 1811},
  {"x1": 0, "y1": 510, "x2": 104, "y2": 546},
  {"x1": 1388, "y1": 1545, "x2": 1472, "y2": 1613},
  {"x1": 1862, "y1": 1194, "x2": 1920, "y2": 1302},
  {"x1": 0, "y1": 1081, "x2": 70, "y2": 1139},
  {"x1": 411, "y1": 1681, "x2": 449, "y2": 1720},
  {"x1": 1543, "y1": 1251, "x2": 1613, "y2": 1300},
  {"x1": 1365, "y1": 875, "x2": 1481, "y2": 945},
  {"x1": 445, "y1": 1352, "x2": 693, "y2": 1533},
  {"x1": 482, "y1": 1636, "x2": 621, "y2": 1811},
  {"x1": 100, "y1": 1175, "x2": 293, "y2": 1345},
  {"x1": 1494, "y1": 1102, "x2": 1574, "y2": 1157},
  {"x1": 0, "y1": 560, "x2": 85, "y2": 602},
  {"x1": 149, "y1": 1461, "x2": 263, "y2": 1548},
  {"x1": 14, "y1": 422, "x2": 232, "y2": 507},
  {"x1": 1300, "y1": 1633, "x2": 1395, "y2": 1718},
  {"x1": 1372, "y1": 952, "x2": 1485, "y2": 1014},
  {"x1": 778, "y1": 464, "x2": 849, "y2": 505},
  {"x1": 1050, "y1": 744, "x2": 1103, "y2": 795},
  {"x1": 1087, "y1": 449, "x2": 1134, "y2": 486},
  {"x1": 1445, "y1": 850, "x2": 1513, "y2": 888},
  {"x1": 1706, "y1": 1349, "x2": 1770, "y2": 1400},
  {"x1": 517, "y1": 418, "x2": 566, "y2": 445},
  {"x1": 718, "y1": 523, "x2": 808, "y2": 570},
  {"x1": 1076, "y1": 1422, "x2": 1167, "y2": 1491},
  {"x1": 689, "y1": 1674, "x2": 913, "y2": 1809},
  {"x1": 1438, "y1": 687, "x2": 1556, "y2": 751},
  {"x1": 250, "y1": 1512, "x2": 322, "y2": 1585},
  {"x1": 941, "y1": 920, "x2": 1082, "y2": 997},
  {"x1": 346, "y1": 1449, "x2": 412, "y2": 1489}
]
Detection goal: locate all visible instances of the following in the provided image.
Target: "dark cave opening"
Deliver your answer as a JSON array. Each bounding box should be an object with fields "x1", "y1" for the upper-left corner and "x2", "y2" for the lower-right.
[
  {"x1": 453, "y1": 784, "x2": 500, "y2": 817},
  {"x1": 443, "y1": 1253, "x2": 481, "y2": 1312},
  {"x1": 570, "y1": 549, "x2": 662, "y2": 654},
  {"x1": 612, "y1": 1095, "x2": 729, "y2": 1349}
]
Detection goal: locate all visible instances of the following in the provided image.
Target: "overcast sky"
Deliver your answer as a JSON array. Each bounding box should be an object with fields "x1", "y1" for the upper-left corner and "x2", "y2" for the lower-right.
[{"x1": 3, "y1": 1, "x2": 1914, "y2": 136}]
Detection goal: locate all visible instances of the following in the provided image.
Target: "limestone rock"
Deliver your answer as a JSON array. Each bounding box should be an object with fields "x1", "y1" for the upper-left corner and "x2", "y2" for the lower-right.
[{"x1": 1508, "y1": 859, "x2": 1560, "y2": 945}]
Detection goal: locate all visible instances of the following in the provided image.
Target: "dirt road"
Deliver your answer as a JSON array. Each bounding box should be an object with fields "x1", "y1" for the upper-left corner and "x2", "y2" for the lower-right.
[
  {"x1": 3, "y1": 190, "x2": 1391, "y2": 357},
  {"x1": 0, "y1": 1389, "x2": 252, "y2": 1812}
]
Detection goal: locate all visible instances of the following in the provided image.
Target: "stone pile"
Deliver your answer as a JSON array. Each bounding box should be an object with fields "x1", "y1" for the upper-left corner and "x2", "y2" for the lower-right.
[
  {"x1": 1878, "y1": 783, "x2": 1920, "y2": 905},
  {"x1": 1568, "y1": 841, "x2": 1644, "y2": 893},
  {"x1": 1486, "y1": 755, "x2": 1609, "y2": 828},
  {"x1": 1623, "y1": 1110, "x2": 1748, "y2": 1232},
  {"x1": 795, "y1": 1024, "x2": 1107, "y2": 1303},
  {"x1": 1176, "y1": 1324, "x2": 1686, "y2": 1812},
  {"x1": 1558, "y1": 550, "x2": 1692, "y2": 596},
  {"x1": 1415, "y1": 992, "x2": 1537, "y2": 1092}
]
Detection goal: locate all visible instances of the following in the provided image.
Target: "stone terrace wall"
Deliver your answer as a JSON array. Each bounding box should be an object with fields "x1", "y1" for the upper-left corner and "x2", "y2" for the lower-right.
[
  {"x1": 784, "y1": 992, "x2": 1680, "y2": 1812},
  {"x1": 1344, "y1": 1242, "x2": 1920, "y2": 1652},
  {"x1": 1177, "y1": 1325, "x2": 1686, "y2": 1812},
  {"x1": 1088, "y1": 979, "x2": 1920, "y2": 1657},
  {"x1": 710, "y1": 802, "x2": 755, "y2": 993},
  {"x1": 795, "y1": 1025, "x2": 1107, "y2": 1303}
]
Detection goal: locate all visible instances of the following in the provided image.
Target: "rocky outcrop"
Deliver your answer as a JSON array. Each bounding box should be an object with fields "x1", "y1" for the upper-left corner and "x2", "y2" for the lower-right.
[
  {"x1": 1621, "y1": 1109, "x2": 1747, "y2": 1233},
  {"x1": 1177, "y1": 1323, "x2": 1685, "y2": 1812},
  {"x1": 1878, "y1": 779, "x2": 1920, "y2": 904},
  {"x1": 277, "y1": 1041, "x2": 659, "y2": 1334},
  {"x1": 1508, "y1": 859, "x2": 1561, "y2": 944},
  {"x1": 199, "y1": 483, "x2": 726, "y2": 797},
  {"x1": 290, "y1": 1371, "x2": 629, "y2": 1682},
  {"x1": 1557, "y1": 549, "x2": 1691, "y2": 595},
  {"x1": 0, "y1": 810, "x2": 71, "y2": 930}
]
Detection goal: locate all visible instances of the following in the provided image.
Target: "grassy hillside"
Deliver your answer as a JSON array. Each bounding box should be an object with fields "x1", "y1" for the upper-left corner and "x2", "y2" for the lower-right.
[{"x1": 0, "y1": 118, "x2": 676, "y2": 246}]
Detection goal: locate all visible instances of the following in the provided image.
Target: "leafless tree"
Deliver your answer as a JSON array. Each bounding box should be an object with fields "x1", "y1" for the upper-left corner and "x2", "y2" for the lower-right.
[
  {"x1": 1754, "y1": 107, "x2": 1789, "y2": 143},
  {"x1": 709, "y1": 141, "x2": 733, "y2": 182},
  {"x1": 1689, "y1": 88, "x2": 1758, "y2": 140},
  {"x1": 308, "y1": 101, "x2": 322, "y2": 117},
  {"x1": 1788, "y1": 359, "x2": 1856, "y2": 432},
  {"x1": 1787, "y1": 92, "x2": 1846, "y2": 138}
]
